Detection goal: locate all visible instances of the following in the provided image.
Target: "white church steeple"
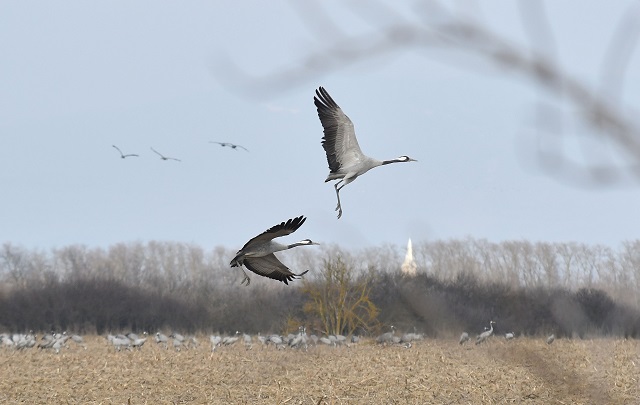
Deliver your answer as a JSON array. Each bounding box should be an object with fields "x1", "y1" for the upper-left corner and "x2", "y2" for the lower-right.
[{"x1": 401, "y1": 238, "x2": 417, "y2": 276}]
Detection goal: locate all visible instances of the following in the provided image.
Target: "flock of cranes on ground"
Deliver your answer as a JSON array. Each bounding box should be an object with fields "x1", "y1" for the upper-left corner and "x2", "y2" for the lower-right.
[
  {"x1": 0, "y1": 331, "x2": 86, "y2": 353},
  {"x1": 0, "y1": 324, "x2": 558, "y2": 354},
  {"x1": 456, "y1": 321, "x2": 556, "y2": 346},
  {"x1": 112, "y1": 87, "x2": 417, "y2": 286},
  {"x1": 375, "y1": 326, "x2": 423, "y2": 349}
]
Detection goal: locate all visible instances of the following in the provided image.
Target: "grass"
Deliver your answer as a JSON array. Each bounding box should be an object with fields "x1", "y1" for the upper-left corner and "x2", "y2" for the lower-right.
[{"x1": 0, "y1": 335, "x2": 638, "y2": 404}]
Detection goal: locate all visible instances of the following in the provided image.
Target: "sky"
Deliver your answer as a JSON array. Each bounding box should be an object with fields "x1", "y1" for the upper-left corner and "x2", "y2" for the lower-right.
[{"x1": 1, "y1": 1, "x2": 639, "y2": 253}]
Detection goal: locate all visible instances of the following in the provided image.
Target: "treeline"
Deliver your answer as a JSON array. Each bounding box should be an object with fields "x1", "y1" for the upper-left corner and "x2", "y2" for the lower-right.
[
  {"x1": 413, "y1": 239, "x2": 640, "y2": 304},
  {"x1": 370, "y1": 272, "x2": 640, "y2": 339},
  {"x1": 0, "y1": 240, "x2": 639, "y2": 337}
]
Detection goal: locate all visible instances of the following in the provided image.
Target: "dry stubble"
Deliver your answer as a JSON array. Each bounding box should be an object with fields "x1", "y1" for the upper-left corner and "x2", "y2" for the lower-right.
[{"x1": 0, "y1": 336, "x2": 638, "y2": 404}]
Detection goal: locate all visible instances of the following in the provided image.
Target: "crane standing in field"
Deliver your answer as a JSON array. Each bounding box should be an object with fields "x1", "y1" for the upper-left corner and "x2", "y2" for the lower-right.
[
  {"x1": 314, "y1": 87, "x2": 417, "y2": 219},
  {"x1": 459, "y1": 332, "x2": 470, "y2": 345},
  {"x1": 475, "y1": 321, "x2": 496, "y2": 345},
  {"x1": 230, "y1": 216, "x2": 319, "y2": 286},
  {"x1": 209, "y1": 335, "x2": 222, "y2": 352}
]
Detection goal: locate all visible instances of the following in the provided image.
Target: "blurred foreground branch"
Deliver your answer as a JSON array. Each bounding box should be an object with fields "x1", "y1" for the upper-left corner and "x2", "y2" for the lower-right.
[{"x1": 215, "y1": 0, "x2": 640, "y2": 186}]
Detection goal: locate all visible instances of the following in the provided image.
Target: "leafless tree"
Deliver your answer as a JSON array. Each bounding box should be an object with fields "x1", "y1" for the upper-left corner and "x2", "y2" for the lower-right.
[
  {"x1": 535, "y1": 242, "x2": 559, "y2": 287},
  {"x1": 621, "y1": 241, "x2": 640, "y2": 306},
  {"x1": 556, "y1": 242, "x2": 578, "y2": 288},
  {"x1": 0, "y1": 243, "x2": 30, "y2": 288},
  {"x1": 302, "y1": 253, "x2": 379, "y2": 336}
]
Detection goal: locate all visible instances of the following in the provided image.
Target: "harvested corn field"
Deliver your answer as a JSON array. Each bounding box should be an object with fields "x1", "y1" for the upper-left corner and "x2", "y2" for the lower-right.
[{"x1": 0, "y1": 336, "x2": 638, "y2": 404}]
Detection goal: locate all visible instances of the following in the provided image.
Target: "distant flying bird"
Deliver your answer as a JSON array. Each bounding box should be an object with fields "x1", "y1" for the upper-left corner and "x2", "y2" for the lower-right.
[
  {"x1": 112, "y1": 145, "x2": 139, "y2": 159},
  {"x1": 230, "y1": 216, "x2": 318, "y2": 286},
  {"x1": 150, "y1": 147, "x2": 181, "y2": 162},
  {"x1": 209, "y1": 141, "x2": 249, "y2": 151},
  {"x1": 314, "y1": 87, "x2": 417, "y2": 219}
]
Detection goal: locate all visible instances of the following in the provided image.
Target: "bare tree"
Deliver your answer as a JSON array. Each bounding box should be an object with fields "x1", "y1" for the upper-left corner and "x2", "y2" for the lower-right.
[
  {"x1": 0, "y1": 243, "x2": 30, "y2": 288},
  {"x1": 359, "y1": 243, "x2": 402, "y2": 274},
  {"x1": 574, "y1": 244, "x2": 601, "y2": 288},
  {"x1": 302, "y1": 254, "x2": 379, "y2": 336},
  {"x1": 556, "y1": 242, "x2": 578, "y2": 288},
  {"x1": 614, "y1": 241, "x2": 640, "y2": 307},
  {"x1": 53, "y1": 245, "x2": 93, "y2": 282},
  {"x1": 496, "y1": 241, "x2": 525, "y2": 288},
  {"x1": 535, "y1": 242, "x2": 559, "y2": 288},
  {"x1": 106, "y1": 242, "x2": 146, "y2": 286}
]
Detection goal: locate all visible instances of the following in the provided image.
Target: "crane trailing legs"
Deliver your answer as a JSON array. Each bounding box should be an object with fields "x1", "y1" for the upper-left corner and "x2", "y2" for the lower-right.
[
  {"x1": 230, "y1": 216, "x2": 319, "y2": 286},
  {"x1": 314, "y1": 86, "x2": 417, "y2": 219}
]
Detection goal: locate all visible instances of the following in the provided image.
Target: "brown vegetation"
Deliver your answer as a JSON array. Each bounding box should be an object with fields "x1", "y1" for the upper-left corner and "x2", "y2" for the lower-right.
[
  {"x1": 0, "y1": 336, "x2": 637, "y2": 404},
  {"x1": 302, "y1": 256, "x2": 378, "y2": 336}
]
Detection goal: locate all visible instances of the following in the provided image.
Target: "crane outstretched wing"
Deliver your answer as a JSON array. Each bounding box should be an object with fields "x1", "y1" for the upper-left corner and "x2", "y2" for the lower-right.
[
  {"x1": 113, "y1": 145, "x2": 139, "y2": 158},
  {"x1": 243, "y1": 254, "x2": 309, "y2": 285},
  {"x1": 314, "y1": 87, "x2": 365, "y2": 174},
  {"x1": 240, "y1": 216, "x2": 306, "y2": 249}
]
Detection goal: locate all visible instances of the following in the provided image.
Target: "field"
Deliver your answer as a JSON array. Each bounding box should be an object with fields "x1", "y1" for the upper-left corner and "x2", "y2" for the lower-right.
[{"x1": 0, "y1": 336, "x2": 638, "y2": 404}]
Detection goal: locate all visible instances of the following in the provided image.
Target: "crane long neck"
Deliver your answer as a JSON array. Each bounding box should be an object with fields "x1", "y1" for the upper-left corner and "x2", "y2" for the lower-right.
[{"x1": 287, "y1": 241, "x2": 309, "y2": 249}]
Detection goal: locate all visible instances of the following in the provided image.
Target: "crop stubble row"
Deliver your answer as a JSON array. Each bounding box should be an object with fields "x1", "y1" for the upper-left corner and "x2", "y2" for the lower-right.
[{"x1": 0, "y1": 336, "x2": 638, "y2": 404}]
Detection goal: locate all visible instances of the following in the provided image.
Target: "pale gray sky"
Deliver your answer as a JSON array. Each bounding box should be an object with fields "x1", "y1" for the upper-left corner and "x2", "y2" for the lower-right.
[{"x1": 1, "y1": 1, "x2": 639, "y2": 252}]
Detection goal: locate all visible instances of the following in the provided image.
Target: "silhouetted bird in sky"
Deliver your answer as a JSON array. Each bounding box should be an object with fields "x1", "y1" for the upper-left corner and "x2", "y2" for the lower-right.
[
  {"x1": 150, "y1": 147, "x2": 181, "y2": 162},
  {"x1": 209, "y1": 141, "x2": 249, "y2": 152},
  {"x1": 112, "y1": 145, "x2": 139, "y2": 159}
]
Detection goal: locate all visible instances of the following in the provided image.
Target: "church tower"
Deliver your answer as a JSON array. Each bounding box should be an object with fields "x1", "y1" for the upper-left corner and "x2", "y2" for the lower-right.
[{"x1": 401, "y1": 238, "x2": 417, "y2": 276}]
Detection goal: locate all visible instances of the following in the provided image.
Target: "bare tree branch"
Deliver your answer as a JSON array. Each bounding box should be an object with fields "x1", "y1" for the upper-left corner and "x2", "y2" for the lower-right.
[
  {"x1": 598, "y1": 1, "x2": 640, "y2": 107},
  {"x1": 213, "y1": 0, "x2": 640, "y2": 186}
]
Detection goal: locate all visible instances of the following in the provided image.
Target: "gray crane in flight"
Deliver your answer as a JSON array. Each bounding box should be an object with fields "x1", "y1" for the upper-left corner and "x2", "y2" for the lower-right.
[
  {"x1": 314, "y1": 87, "x2": 417, "y2": 219},
  {"x1": 112, "y1": 145, "x2": 139, "y2": 159},
  {"x1": 209, "y1": 141, "x2": 249, "y2": 151},
  {"x1": 150, "y1": 147, "x2": 181, "y2": 162},
  {"x1": 230, "y1": 216, "x2": 318, "y2": 286}
]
